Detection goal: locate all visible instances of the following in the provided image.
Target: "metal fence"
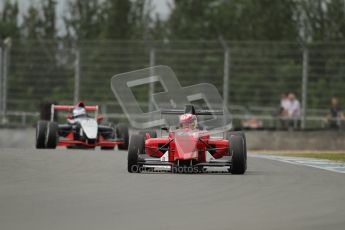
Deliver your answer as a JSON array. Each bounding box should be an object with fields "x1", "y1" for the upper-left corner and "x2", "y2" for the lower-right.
[{"x1": 1, "y1": 39, "x2": 345, "y2": 129}]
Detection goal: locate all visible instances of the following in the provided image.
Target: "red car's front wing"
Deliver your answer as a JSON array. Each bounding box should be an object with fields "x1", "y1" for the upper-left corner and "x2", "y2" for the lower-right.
[{"x1": 138, "y1": 137, "x2": 231, "y2": 167}]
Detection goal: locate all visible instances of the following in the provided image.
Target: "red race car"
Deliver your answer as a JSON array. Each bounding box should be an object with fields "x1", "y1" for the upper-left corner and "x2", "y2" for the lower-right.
[
  {"x1": 36, "y1": 102, "x2": 129, "y2": 150},
  {"x1": 127, "y1": 105, "x2": 247, "y2": 174}
]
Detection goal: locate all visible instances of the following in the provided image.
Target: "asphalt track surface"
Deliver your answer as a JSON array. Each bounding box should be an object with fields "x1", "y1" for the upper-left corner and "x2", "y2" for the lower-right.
[{"x1": 1, "y1": 148, "x2": 345, "y2": 230}]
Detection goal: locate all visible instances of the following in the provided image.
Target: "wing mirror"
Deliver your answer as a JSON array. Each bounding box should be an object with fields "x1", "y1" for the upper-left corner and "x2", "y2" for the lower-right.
[{"x1": 96, "y1": 115, "x2": 104, "y2": 122}]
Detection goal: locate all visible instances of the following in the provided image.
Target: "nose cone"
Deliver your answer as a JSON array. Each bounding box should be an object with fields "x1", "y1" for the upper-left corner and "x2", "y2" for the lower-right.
[
  {"x1": 174, "y1": 130, "x2": 199, "y2": 160},
  {"x1": 80, "y1": 119, "x2": 98, "y2": 139}
]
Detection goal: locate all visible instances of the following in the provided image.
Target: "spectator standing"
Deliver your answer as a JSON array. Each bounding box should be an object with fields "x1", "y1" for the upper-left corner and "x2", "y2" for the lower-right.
[
  {"x1": 280, "y1": 92, "x2": 289, "y2": 117},
  {"x1": 285, "y1": 93, "x2": 301, "y2": 128},
  {"x1": 286, "y1": 93, "x2": 301, "y2": 118},
  {"x1": 327, "y1": 97, "x2": 344, "y2": 129},
  {"x1": 278, "y1": 92, "x2": 290, "y2": 129}
]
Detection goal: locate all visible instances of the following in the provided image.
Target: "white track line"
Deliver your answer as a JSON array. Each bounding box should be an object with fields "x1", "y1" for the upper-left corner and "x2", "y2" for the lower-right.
[{"x1": 250, "y1": 154, "x2": 345, "y2": 174}]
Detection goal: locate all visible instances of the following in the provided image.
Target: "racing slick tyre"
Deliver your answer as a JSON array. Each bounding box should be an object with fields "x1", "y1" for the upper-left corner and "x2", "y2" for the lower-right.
[
  {"x1": 45, "y1": 122, "x2": 59, "y2": 149},
  {"x1": 128, "y1": 134, "x2": 145, "y2": 173},
  {"x1": 228, "y1": 131, "x2": 247, "y2": 170},
  {"x1": 116, "y1": 123, "x2": 129, "y2": 150},
  {"x1": 36, "y1": 120, "x2": 48, "y2": 149},
  {"x1": 228, "y1": 131, "x2": 247, "y2": 155},
  {"x1": 139, "y1": 130, "x2": 157, "y2": 138},
  {"x1": 229, "y1": 135, "x2": 247, "y2": 174}
]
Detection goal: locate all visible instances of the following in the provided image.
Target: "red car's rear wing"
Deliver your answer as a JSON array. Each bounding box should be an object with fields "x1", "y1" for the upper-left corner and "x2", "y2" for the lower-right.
[
  {"x1": 161, "y1": 105, "x2": 223, "y2": 116},
  {"x1": 161, "y1": 109, "x2": 223, "y2": 115}
]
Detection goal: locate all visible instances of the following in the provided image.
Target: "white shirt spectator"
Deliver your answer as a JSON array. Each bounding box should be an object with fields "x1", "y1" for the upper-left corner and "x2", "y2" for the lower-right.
[
  {"x1": 281, "y1": 98, "x2": 289, "y2": 111},
  {"x1": 286, "y1": 99, "x2": 300, "y2": 117}
]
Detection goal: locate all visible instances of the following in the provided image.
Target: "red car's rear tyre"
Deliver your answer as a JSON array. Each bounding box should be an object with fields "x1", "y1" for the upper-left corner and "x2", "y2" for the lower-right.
[
  {"x1": 45, "y1": 122, "x2": 59, "y2": 149},
  {"x1": 128, "y1": 134, "x2": 145, "y2": 173},
  {"x1": 36, "y1": 120, "x2": 48, "y2": 149},
  {"x1": 229, "y1": 135, "x2": 246, "y2": 174}
]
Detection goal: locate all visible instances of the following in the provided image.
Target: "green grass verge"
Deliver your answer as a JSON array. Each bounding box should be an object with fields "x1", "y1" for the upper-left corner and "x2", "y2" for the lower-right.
[{"x1": 254, "y1": 151, "x2": 345, "y2": 162}]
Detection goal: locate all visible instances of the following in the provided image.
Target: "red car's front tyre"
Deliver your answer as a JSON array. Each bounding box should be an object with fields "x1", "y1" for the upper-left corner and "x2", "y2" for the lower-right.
[
  {"x1": 127, "y1": 134, "x2": 145, "y2": 173},
  {"x1": 229, "y1": 135, "x2": 247, "y2": 174}
]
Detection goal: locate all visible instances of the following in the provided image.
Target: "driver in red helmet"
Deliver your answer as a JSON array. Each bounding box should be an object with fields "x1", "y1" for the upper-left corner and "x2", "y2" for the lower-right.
[{"x1": 179, "y1": 113, "x2": 198, "y2": 129}]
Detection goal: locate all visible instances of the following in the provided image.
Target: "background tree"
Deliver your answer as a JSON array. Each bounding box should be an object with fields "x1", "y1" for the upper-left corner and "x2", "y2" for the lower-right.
[
  {"x1": 217, "y1": 0, "x2": 298, "y2": 40},
  {"x1": 99, "y1": 0, "x2": 131, "y2": 39},
  {"x1": 166, "y1": 0, "x2": 215, "y2": 40},
  {"x1": 2, "y1": 0, "x2": 345, "y2": 113},
  {"x1": 128, "y1": 0, "x2": 154, "y2": 40},
  {"x1": 41, "y1": 0, "x2": 57, "y2": 39},
  {"x1": 64, "y1": 0, "x2": 102, "y2": 40},
  {"x1": 166, "y1": 0, "x2": 298, "y2": 41},
  {"x1": 0, "y1": 0, "x2": 19, "y2": 39}
]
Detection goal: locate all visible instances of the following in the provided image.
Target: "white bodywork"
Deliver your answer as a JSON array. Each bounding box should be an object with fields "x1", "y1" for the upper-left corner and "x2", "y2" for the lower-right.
[
  {"x1": 160, "y1": 151, "x2": 169, "y2": 162},
  {"x1": 77, "y1": 118, "x2": 98, "y2": 139}
]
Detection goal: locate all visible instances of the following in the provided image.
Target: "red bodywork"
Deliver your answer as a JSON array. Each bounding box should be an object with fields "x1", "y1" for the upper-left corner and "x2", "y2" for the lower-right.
[{"x1": 144, "y1": 128, "x2": 229, "y2": 163}]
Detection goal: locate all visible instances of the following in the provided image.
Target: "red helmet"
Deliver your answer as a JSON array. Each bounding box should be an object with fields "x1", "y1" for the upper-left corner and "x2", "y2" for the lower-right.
[
  {"x1": 75, "y1": 101, "x2": 85, "y2": 108},
  {"x1": 179, "y1": 113, "x2": 197, "y2": 129}
]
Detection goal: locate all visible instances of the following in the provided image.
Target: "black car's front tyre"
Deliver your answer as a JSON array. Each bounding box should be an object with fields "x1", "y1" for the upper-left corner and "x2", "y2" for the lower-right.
[
  {"x1": 101, "y1": 123, "x2": 116, "y2": 150},
  {"x1": 229, "y1": 135, "x2": 247, "y2": 174},
  {"x1": 45, "y1": 122, "x2": 59, "y2": 149},
  {"x1": 36, "y1": 120, "x2": 48, "y2": 149},
  {"x1": 128, "y1": 134, "x2": 145, "y2": 173},
  {"x1": 116, "y1": 123, "x2": 129, "y2": 150}
]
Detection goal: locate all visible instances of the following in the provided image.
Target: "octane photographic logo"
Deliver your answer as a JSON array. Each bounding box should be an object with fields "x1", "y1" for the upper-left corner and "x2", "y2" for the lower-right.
[
  {"x1": 129, "y1": 165, "x2": 233, "y2": 174},
  {"x1": 111, "y1": 65, "x2": 232, "y2": 131},
  {"x1": 129, "y1": 165, "x2": 202, "y2": 174}
]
